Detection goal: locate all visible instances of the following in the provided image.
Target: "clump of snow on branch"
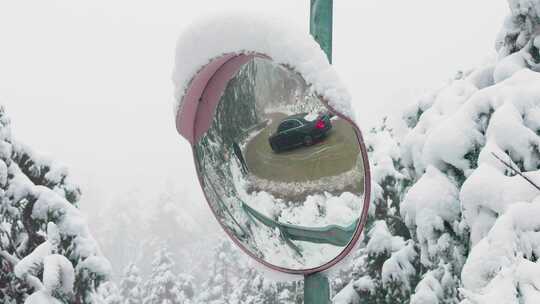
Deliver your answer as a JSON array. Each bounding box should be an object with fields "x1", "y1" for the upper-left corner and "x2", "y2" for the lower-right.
[
  {"x1": 14, "y1": 223, "x2": 75, "y2": 299},
  {"x1": 381, "y1": 241, "x2": 417, "y2": 292},
  {"x1": 460, "y1": 199, "x2": 540, "y2": 303},
  {"x1": 366, "y1": 221, "x2": 405, "y2": 255},
  {"x1": 496, "y1": 0, "x2": 540, "y2": 56},
  {"x1": 401, "y1": 166, "x2": 461, "y2": 267},
  {"x1": 410, "y1": 270, "x2": 445, "y2": 304},
  {"x1": 461, "y1": 164, "x2": 540, "y2": 244}
]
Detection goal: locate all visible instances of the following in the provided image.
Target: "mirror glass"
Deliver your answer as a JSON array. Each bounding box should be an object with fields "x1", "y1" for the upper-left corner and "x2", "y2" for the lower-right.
[{"x1": 194, "y1": 58, "x2": 366, "y2": 271}]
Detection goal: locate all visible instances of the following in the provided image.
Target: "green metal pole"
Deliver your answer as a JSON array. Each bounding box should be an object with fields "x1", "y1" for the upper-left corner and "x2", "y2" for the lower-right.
[
  {"x1": 310, "y1": 0, "x2": 333, "y2": 63},
  {"x1": 306, "y1": 1, "x2": 333, "y2": 303},
  {"x1": 304, "y1": 272, "x2": 331, "y2": 304}
]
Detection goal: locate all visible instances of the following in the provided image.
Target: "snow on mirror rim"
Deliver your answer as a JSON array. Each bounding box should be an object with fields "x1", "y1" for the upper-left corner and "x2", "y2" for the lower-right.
[{"x1": 172, "y1": 13, "x2": 354, "y2": 124}]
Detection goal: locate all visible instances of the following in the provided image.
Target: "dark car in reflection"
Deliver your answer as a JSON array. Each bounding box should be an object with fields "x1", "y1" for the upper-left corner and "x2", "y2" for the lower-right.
[{"x1": 269, "y1": 113, "x2": 332, "y2": 152}]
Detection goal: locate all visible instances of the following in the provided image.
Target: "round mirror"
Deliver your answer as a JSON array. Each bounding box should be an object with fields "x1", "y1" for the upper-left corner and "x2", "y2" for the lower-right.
[{"x1": 190, "y1": 57, "x2": 369, "y2": 273}]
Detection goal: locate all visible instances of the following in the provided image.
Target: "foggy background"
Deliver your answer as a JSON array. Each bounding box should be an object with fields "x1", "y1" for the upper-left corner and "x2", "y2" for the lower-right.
[{"x1": 0, "y1": 0, "x2": 507, "y2": 280}]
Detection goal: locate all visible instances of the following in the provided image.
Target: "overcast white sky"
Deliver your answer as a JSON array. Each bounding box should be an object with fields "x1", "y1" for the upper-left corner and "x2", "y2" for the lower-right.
[{"x1": 0, "y1": 0, "x2": 508, "y2": 211}]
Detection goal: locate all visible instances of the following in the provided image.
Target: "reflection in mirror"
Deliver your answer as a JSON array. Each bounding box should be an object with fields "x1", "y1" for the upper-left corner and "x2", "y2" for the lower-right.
[{"x1": 194, "y1": 58, "x2": 365, "y2": 271}]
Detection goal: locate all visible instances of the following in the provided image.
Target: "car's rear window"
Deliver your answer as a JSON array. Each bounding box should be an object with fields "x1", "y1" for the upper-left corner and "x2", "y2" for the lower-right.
[{"x1": 278, "y1": 119, "x2": 301, "y2": 132}]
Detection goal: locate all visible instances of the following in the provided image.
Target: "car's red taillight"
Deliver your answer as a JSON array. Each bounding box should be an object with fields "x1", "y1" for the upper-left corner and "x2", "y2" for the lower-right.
[{"x1": 315, "y1": 120, "x2": 325, "y2": 129}]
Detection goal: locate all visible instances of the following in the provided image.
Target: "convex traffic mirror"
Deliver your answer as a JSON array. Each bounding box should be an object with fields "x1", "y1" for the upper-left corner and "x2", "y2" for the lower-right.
[
  {"x1": 195, "y1": 58, "x2": 366, "y2": 271},
  {"x1": 173, "y1": 15, "x2": 371, "y2": 275}
]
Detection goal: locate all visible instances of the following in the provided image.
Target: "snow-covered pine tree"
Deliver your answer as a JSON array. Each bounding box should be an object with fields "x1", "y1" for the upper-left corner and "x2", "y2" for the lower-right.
[
  {"x1": 176, "y1": 273, "x2": 195, "y2": 303},
  {"x1": 396, "y1": 0, "x2": 540, "y2": 303},
  {"x1": 496, "y1": 0, "x2": 540, "y2": 58},
  {"x1": 275, "y1": 281, "x2": 302, "y2": 304},
  {"x1": 458, "y1": 1, "x2": 540, "y2": 302},
  {"x1": 494, "y1": 0, "x2": 540, "y2": 84},
  {"x1": 230, "y1": 265, "x2": 303, "y2": 304},
  {"x1": 120, "y1": 263, "x2": 144, "y2": 304},
  {"x1": 333, "y1": 121, "x2": 418, "y2": 304},
  {"x1": 230, "y1": 268, "x2": 274, "y2": 304},
  {"x1": 145, "y1": 184, "x2": 201, "y2": 277},
  {"x1": 143, "y1": 244, "x2": 185, "y2": 304},
  {"x1": 196, "y1": 240, "x2": 245, "y2": 304},
  {"x1": 93, "y1": 191, "x2": 147, "y2": 280},
  {"x1": 337, "y1": 1, "x2": 540, "y2": 302},
  {"x1": 398, "y1": 0, "x2": 540, "y2": 302},
  {"x1": 400, "y1": 96, "x2": 470, "y2": 304},
  {"x1": 0, "y1": 105, "x2": 111, "y2": 303},
  {"x1": 94, "y1": 282, "x2": 122, "y2": 304}
]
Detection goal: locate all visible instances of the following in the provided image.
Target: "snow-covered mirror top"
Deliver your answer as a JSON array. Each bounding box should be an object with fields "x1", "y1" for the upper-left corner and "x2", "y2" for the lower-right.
[
  {"x1": 172, "y1": 13, "x2": 354, "y2": 130},
  {"x1": 171, "y1": 13, "x2": 370, "y2": 274}
]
